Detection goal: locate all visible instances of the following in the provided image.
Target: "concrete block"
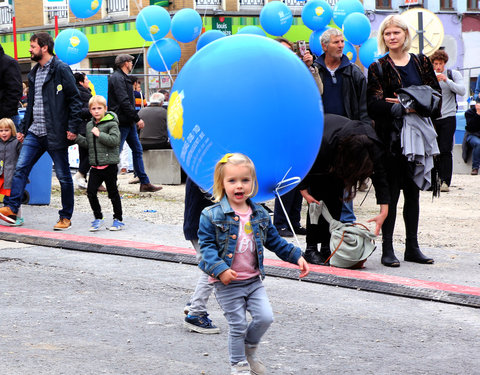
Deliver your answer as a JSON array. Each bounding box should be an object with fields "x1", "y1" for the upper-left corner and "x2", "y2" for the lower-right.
[
  {"x1": 143, "y1": 149, "x2": 181, "y2": 185},
  {"x1": 452, "y1": 144, "x2": 472, "y2": 175}
]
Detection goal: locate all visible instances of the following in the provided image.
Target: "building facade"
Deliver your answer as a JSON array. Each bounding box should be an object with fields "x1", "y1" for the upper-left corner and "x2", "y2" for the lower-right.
[{"x1": 0, "y1": 0, "x2": 479, "y2": 98}]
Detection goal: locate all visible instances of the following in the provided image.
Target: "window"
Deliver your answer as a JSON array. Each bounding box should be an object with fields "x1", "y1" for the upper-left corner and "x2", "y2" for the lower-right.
[
  {"x1": 107, "y1": 0, "x2": 129, "y2": 14},
  {"x1": 0, "y1": 1, "x2": 12, "y2": 25},
  {"x1": 440, "y1": 0, "x2": 453, "y2": 10},
  {"x1": 376, "y1": 0, "x2": 392, "y2": 9},
  {"x1": 467, "y1": 0, "x2": 480, "y2": 10}
]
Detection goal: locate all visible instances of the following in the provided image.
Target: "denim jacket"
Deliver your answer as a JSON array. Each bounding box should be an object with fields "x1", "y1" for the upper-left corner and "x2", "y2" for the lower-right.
[{"x1": 198, "y1": 196, "x2": 302, "y2": 280}]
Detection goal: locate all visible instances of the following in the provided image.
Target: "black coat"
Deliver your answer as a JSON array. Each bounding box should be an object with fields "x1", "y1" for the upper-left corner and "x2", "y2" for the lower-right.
[
  {"x1": 183, "y1": 177, "x2": 213, "y2": 241},
  {"x1": 0, "y1": 44, "x2": 23, "y2": 119},
  {"x1": 107, "y1": 69, "x2": 140, "y2": 128},
  {"x1": 19, "y1": 56, "x2": 83, "y2": 150},
  {"x1": 77, "y1": 84, "x2": 92, "y2": 136}
]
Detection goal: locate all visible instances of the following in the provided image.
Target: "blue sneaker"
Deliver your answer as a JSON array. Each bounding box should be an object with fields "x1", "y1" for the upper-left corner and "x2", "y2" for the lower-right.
[
  {"x1": 7, "y1": 217, "x2": 24, "y2": 227},
  {"x1": 107, "y1": 219, "x2": 125, "y2": 231},
  {"x1": 89, "y1": 219, "x2": 103, "y2": 232},
  {"x1": 184, "y1": 314, "x2": 220, "y2": 334}
]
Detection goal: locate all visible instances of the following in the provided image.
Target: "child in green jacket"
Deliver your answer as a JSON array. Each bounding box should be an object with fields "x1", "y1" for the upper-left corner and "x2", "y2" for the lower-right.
[{"x1": 76, "y1": 95, "x2": 123, "y2": 231}]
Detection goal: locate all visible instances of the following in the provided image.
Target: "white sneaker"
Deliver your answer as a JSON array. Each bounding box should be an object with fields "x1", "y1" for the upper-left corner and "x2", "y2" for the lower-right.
[
  {"x1": 73, "y1": 172, "x2": 87, "y2": 189},
  {"x1": 231, "y1": 360, "x2": 250, "y2": 375},
  {"x1": 440, "y1": 182, "x2": 449, "y2": 192}
]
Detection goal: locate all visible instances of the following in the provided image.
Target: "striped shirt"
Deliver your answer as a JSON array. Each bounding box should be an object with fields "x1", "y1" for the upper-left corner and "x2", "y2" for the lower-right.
[{"x1": 29, "y1": 57, "x2": 53, "y2": 137}]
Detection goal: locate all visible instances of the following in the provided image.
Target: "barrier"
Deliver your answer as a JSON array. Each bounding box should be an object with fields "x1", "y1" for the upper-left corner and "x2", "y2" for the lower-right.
[{"x1": 142, "y1": 149, "x2": 181, "y2": 185}]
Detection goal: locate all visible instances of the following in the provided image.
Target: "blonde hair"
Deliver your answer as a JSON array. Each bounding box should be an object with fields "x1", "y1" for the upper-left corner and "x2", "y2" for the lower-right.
[
  {"x1": 0, "y1": 118, "x2": 17, "y2": 137},
  {"x1": 377, "y1": 15, "x2": 412, "y2": 55},
  {"x1": 88, "y1": 95, "x2": 107, "y2": 109},
  {"x1": 212, "y1": 153, "x2": 258, "y2": 203}
]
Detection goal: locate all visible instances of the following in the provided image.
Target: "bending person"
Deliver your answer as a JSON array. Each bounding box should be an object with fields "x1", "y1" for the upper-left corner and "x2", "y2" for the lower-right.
[{"x1": 299, "y1": 114, "x2": 390, "y2": 265}]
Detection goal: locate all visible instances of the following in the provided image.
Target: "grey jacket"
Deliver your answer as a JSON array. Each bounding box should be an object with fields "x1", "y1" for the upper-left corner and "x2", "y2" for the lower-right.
[{"x1": 0, "y1": 137, "x2": 22, "y2": 190}]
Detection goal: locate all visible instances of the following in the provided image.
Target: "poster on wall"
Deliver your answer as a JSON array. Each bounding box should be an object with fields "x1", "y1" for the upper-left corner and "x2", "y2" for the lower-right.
[{"x1": 160, "y1": 75, "x2": 171, "y2": 88}]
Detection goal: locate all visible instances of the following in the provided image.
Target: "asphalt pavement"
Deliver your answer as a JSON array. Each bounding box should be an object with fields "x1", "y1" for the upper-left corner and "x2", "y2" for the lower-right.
[{"x1": 1, "y1": 204, "x2": 480, "y2": 374}]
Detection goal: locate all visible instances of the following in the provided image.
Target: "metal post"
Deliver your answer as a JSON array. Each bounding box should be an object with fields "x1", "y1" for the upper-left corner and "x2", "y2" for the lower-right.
[
  {"x1": 11, "y1": 0, "x2": 17, "y2": 60},
  {"x1": 417, "y1": 11, "x2": 424, "y2": 54}
]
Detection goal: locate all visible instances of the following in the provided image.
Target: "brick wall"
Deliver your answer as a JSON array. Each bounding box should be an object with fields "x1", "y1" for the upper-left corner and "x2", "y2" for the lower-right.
[
  {"x1": 15, "y1": 0, "x2": 43, "y2": 29},
  {"x1": 225, "y1": 0, "x2": 239, "y2": 12}
]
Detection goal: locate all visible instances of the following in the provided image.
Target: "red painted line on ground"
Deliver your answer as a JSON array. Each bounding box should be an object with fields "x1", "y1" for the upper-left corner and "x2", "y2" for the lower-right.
[{"x1": 2, "y1": 226, "x2": 480, "y2": 297}]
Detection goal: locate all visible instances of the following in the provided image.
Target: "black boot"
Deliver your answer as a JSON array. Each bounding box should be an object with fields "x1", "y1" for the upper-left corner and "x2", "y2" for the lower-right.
[
  {"x1": 318, "y1": 245, "x2": 331, "y2": 265},
  {"x1": 404, "y1": 239, "x2": 434, "y2": 264},
  {"x1": 381, "y1": 241, "x2": 400, "y2": 267},
  {"x1": 303, "y1": 245, "x2": 324, "y2": 265}
]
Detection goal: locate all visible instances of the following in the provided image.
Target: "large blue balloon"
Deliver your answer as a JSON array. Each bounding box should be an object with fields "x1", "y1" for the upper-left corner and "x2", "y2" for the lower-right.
[
  {"x1": 147, "y1": 38, "x2": 181, "y2": 72},
  {"x1": 171, "y1": 8, "x2": 203, "y2": 43},
  {"x1": 309, "y1": 27, "x2": 328, "y2": 56},
  {"x1": 70, "y1": 0, "x2": 102, "y2": 19},
  {"x1": 237, "y1": 26, "x2": 267, "y2": 37},
  {"x1": 301, "y1": 0, "x2": 333, "y2": 31},
  {"x1": 196, "y1": 30, "x2": 226, "y2": 51},
  {"x1": 136, "y1": 5, "x2": 171, "y2": 42},
  {"x1": 54, "y1": 29, "x2": 89, "y2": 65},
  {"x1": 359, "y1": 37, "x2": 383, "y2": 68},
  {"x1": 167, "y1": 35, "x2": 324, "y2": 202},
  {"x1": 259, "y1": 1, "x2": 293, "y2": 36},
  {"x1": 343, "y1": 12, "x2": 371, "y2": 45},
  {"x1": 333, "y1": 0, "x2": 364, "y2": 28},
  {"x1": 343, "y1": 40, "x2": 357, "y2": 62}
]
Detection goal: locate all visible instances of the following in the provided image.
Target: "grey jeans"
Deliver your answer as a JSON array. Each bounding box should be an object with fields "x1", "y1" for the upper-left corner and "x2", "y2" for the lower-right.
[
  {"x1": 214, "y1": 277, "x2": 273, "y2": 364},
  {"x1": 188, "y1": 239, "x2": 214, "y2": 316}
]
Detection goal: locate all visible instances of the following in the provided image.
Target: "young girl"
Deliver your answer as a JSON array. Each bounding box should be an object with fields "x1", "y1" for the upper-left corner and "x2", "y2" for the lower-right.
[
  {"x1": 0, "y1": 118, "x2": 23, "y2": 226},
  {"x1": 198, "y1": 153, "x2": 309, "y2": 375},
  {"x1": 75, "y1": 96, "x2": 123, "y2": 232}
]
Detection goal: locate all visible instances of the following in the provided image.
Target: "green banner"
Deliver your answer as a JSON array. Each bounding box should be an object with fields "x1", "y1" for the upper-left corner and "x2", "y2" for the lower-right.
[{"x1": 212, "y1": 17, "x2": 232, "y2": 36}]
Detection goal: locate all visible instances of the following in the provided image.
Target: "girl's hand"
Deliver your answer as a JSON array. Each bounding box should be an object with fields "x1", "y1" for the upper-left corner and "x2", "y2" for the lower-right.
[
  {"x1": 219, "y1": 269, "x2": 238, "y2": 285},
  {"x1": 367, "y1": 204, "x2": 388, "y2": 236},
  {"x1": 297, "y1": 257, "x2": 310, "y2": 278},
  {"x1": 17, "y1": 132, "x2": 24, "y2": 143},
  {"x1": 91, "y1": 127, "x2": 100, "y2": 137},
  {"x1": 300, "y1": 189, "x2": 320, "y2": 205}
]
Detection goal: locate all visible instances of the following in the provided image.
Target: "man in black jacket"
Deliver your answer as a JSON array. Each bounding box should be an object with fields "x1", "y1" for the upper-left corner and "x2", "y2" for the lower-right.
[
  {"x1": 0, "y1": 32, "x2": 82, "y2": 230},
  {"x1": 0, "y1": 43, "x2": 23, "y2": 127},
  {"x1": 107, "y1": 54, "x2": 161, "y2": 193}
]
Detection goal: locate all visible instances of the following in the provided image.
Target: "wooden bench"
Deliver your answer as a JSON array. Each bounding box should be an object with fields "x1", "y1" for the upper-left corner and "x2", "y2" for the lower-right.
[{"x1": 143, "y1": 149, "x2": 181, "y2": 185}]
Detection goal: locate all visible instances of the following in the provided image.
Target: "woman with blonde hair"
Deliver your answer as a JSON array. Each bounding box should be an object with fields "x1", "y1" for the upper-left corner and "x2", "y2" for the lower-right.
[{"x1": 366, "y1": 15, "x2": 441, "y2": 267}]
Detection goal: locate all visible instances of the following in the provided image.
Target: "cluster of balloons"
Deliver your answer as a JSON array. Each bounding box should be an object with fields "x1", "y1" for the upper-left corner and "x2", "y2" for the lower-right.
[
  {"x1": 54, "y1": 0, "x2": 102, "y2": 65},
  {"x1": 137, "y1": 5, "x2": 203, "y2": 72}
]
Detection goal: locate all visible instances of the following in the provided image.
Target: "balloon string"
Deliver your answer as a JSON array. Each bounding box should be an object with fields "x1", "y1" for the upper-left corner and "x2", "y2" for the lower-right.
[{"x1": 274, "y1": 168, "x2": 302, "y2": 249}]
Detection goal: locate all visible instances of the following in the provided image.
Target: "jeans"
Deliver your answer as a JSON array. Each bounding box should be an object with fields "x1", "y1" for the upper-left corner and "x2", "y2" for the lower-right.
[
  {"x1": 340, "y1": 190, "x2": 356, "y2": 223},
  {"x1": 467, "y1": 134, "x2": 480, "y2": 169},
  {"x1": 214, "y1": 277, "x2": 273, "y2": 365},
  {"x1": 433, "y1": 116, "x2": 456, "y2": 185},
  {"x1": 5, "y1": 132, "x2": 74, "y2": 219},
  {"x1": 87, "y1": 164, "x2": 122, "y2": 221},
  {"x1": 273, "y1": 187, "x2": 302, "y2": 229},
  {"x1": 119, "y1": 125, "x2": 150, "y2": 184},
  {"x1": 188, "y1": 239, "x2": 214, "y2": 316}
]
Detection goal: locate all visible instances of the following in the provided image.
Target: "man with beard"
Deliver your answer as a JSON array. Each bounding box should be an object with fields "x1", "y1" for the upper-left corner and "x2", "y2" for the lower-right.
[
  {"x1": 107, "y1": 54, "x2": 162, "y2": 192},
  {"x1": 0, "y1": 32, "x2": 82, "y2": 230}
]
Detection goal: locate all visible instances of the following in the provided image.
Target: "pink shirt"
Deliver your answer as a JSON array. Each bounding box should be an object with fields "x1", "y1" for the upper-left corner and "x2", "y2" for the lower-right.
[{"x1": 209, "y1": 207, "x2": 260, "y2": 283}]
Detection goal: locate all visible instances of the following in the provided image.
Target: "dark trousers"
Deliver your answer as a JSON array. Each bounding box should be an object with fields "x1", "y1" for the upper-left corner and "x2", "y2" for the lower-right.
[
  {"x1": 382, "y1": 156, "x2": 420, "y2": 243},
  {"x1": 433, "y1": 116, "x2": 456, "y2": 186},
  {"x1": 87, "y1": 164, "x2": 122, "y2": 221},
  {"x1": 305, "y1": 174, "x2": 344, "y2": 248},
  {"x1": 141, "y1": 142, "x2": 171, "y2": 150},
  {"x1": 273, "y1": 187, "x2": 302, "y2": 229},
  {"x1": 78, "y1": 145, "x2": 90, "y2": 176}
]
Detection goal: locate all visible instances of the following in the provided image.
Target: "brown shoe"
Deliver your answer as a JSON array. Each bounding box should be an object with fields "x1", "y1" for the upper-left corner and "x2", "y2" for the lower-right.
[
  {"x1": 140, "y1": 183, "x2": 163, "y2": 192},
  {"x1": 0, "y1": 206, "x2": 17, "y2": 224},
  {"x1": 471, "y1": 169, "x2": 479, "y2": 176},
  {"x1": 54, "y1": 217, "x2": 71, "y2": 231}
]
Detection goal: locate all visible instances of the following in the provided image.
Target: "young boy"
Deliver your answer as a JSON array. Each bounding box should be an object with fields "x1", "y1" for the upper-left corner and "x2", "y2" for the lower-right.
[{"x1": 76, "y1": 95, "x2": 124, "y2": 231}]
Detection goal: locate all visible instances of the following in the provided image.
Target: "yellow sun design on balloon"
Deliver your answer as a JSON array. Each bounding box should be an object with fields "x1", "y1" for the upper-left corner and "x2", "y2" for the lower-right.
[{"x1": 167, "y1": 90, "x2": 184, "y2": 140}]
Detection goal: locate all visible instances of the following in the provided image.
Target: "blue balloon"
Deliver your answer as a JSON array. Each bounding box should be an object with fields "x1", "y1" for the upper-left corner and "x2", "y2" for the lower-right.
[
  {"x1": 147, "y1": 38, "x2": 181, "y2": 72},
  {"x1": 301, "y1": 0, "x2": 333, "y2": 31},
  {"x1": 54, "y1": 28, "x2": 89, "y2": 65},
  {"x1": 343, "y1": 13, "x2": 371, "y2": 45},
  {"x1": 333, "y1": 0, "x2": 364, "y2": 28},
  {"x1": 309, "y1": 27, "x2": 328, "y2": 56},
  {"x1": 166, "y1": 35, "x2": 324, "y2": 202},
  {"x1": 70, "y1": 0, "x2": 102, "y2": 19},
  {"x1": 237, "y1": 26, "x2": 267, "y2": 37},
  {"x1": 359, "y1": 37, "x2": 383, "y2": 68},
  {"x1": 343, "y1": 40, "x2": 357, "y2": 62},
  {"x1": 171, "y1": 8, "x2": 203, "y2": 43},
  {"x1": 259, "y1": 1, "x2": 293, "y2": 36},
  {"x1": 196, "y1": 30, "x2": 226, "y2": 51},
  {"x1": 136, "y1": 5, "x2": 171, "y2": 42}
]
